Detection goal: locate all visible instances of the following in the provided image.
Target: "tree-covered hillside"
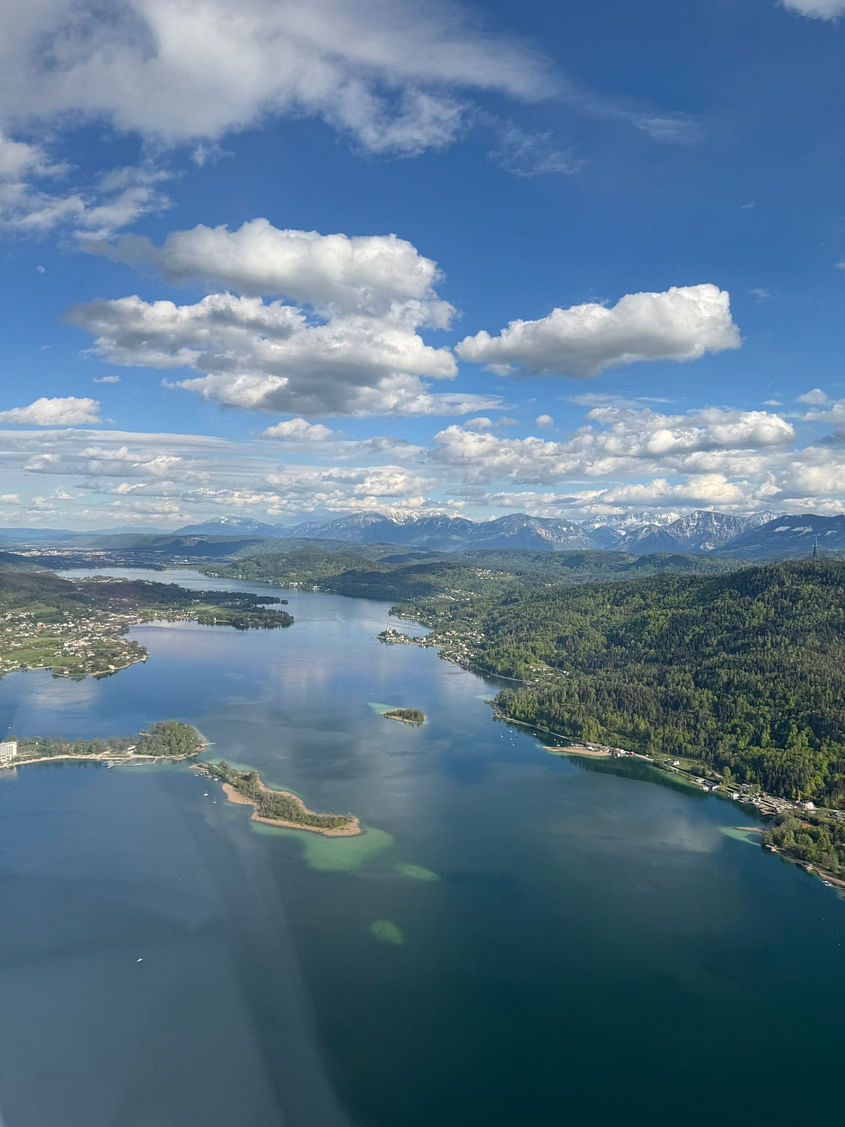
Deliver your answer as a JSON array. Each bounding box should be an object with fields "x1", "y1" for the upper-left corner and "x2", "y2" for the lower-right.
[
  {"x1": 205, "y1": 544, "x2": 744, "y2": 602},
  {"x1": 424, "y1": 561, "x2": 845, "y2": 803}
]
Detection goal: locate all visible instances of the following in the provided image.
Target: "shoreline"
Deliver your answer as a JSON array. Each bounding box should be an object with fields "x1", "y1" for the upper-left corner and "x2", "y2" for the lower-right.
[
  {"x1": 209, "y1": 774, "x2": 362, "y2": 837},
  {"x1": 390, "y1": 619, "x2": 845, "y2": 892},
  {"x1": 543, "y1": 745, "x2": 613, "y2": 759},
  {"x1": 1, "y1": 587, "x2": 291, "y2": 684},
  {"x1": 8, "y1": 746, "x2": 208, "y2": 768}
]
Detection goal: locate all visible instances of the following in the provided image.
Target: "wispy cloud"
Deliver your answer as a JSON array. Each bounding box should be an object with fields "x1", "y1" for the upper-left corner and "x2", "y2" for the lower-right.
[{"x1": 490, "y1": 124, "x2": 582, "y2": 177}]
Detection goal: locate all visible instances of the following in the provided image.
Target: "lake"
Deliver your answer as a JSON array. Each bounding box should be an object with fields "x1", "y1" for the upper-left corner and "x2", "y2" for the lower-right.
[{"x1": 0, "y1": 570, "x2": 842, "y2": 1126}]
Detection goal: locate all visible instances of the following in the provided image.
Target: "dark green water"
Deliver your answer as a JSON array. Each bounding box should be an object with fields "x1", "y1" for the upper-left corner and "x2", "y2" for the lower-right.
[{"x1": 0, "y1": 570, "x2": 842, "y2": 1126}]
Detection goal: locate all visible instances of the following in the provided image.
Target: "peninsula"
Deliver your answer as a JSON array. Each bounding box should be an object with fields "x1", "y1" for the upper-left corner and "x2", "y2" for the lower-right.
[
  {"x1": 4, "y1": 724, "x2": 361, "y2": 838},
  {"x1": 0, "y1": 569, "x2": 294, "y2": 680},
  {"x1": 6, "y1": 720, "x2": 209, "y2": 766},
  {"x1": 198, "y1": 760, "x2": 361, "y2": 836}
]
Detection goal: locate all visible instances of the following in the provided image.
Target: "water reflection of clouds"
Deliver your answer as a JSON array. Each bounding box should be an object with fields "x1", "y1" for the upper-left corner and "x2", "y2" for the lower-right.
[
  {"x1": 0, "y1": 669, "x2": 102, "y2": 733},
  {"x1": 542, "y1": 793, "x2": 723, "y2": 857},
  {"x1": 2, "y1": 669, "x2": 98, "y2": 707}
]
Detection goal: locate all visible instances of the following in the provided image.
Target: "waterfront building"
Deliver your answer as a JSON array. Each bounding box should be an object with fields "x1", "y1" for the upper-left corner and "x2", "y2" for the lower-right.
[{"x1": 0, "y1": 739, "x2": 18, "y2": 765}]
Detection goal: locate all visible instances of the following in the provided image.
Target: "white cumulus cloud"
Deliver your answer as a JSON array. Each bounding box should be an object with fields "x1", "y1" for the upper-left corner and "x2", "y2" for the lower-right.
[
  {"x1": 263, "y1": 418, "x2": 336, "y2": 441},
  {"x1": 796, "y1": 387, "x2": 829, "y2": 406},
  {"x1": 69, "y1": 224, "x2": 511, "y2": 418},
  {"x1": 67, "y1": 290, "x2": 468, "y2": 417},
  {"x1": 92, "y1": 219, "x2": 452, "y2": 321},
  {"x1": 0, "y1": 396, "x2": 101, "y2": 426},
  {"x1": 456, "y1": 284, "x2": 741, "y2": 378},
  {"x1": 431, "y1": 406, "x2": 794, "y2": 485}
]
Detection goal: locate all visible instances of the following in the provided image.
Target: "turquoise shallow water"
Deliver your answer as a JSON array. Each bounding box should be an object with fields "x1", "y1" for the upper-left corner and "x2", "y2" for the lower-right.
[{"x1": 0, "y1": 571, "x2": 843, "y2": 1126}]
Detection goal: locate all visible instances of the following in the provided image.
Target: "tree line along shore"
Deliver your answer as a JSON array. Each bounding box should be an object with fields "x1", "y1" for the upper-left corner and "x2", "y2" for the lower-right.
[{"x1": 199, "y1": 549, "x2": 845, "y2": 879}]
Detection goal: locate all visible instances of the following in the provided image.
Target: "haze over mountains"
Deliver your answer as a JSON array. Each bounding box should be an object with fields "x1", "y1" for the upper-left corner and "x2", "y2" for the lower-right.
[
  {"x1": 1, "y1": 510, "x2": 843, "y2": 559},
  {"x1": 175, "y1": 510, "x2": 841, "y2": 557}
]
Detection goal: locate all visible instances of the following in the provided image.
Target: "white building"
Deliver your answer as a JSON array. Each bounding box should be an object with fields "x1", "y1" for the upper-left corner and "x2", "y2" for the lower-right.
[{"x1": 0, "y1": 739, "x2": 18, "y2": 765}]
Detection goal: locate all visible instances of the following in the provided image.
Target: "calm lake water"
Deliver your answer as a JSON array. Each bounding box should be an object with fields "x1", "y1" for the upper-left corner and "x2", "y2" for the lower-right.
[{"x1": 0, "y1": 570, "x2": 843, "y2": 1126}]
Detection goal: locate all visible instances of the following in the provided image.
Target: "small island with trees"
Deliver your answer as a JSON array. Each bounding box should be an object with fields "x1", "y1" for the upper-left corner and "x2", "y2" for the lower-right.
[
  {"x1": 198, "y1": 760, "x2": 361, "y2": 835},
  {"x1": 381, "y1": 708, "x2": 426, "y2": 725}
]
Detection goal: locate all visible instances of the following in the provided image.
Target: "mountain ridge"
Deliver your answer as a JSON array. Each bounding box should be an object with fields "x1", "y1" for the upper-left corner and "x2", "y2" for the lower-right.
[{"x1": 3, "y1": 510, "x2": 844, "y2": 559}]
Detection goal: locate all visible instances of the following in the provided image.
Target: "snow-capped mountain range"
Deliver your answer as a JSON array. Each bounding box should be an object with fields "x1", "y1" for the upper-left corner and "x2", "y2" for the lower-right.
[{"x1": 171, "y1": 508, "x2": 830, "y2": 556}]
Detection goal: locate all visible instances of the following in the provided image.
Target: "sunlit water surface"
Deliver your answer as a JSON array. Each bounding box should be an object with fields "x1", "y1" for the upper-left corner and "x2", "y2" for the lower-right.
[{"x1": 0, "y1": 570, "x2": 842, "y2": 1126}]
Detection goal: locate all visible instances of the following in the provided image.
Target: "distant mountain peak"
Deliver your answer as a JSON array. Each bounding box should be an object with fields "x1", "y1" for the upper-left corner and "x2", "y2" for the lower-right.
[
  {"x1": 9, "y1": 508, "x2": 841, "y2": 560},
  {"x1": 175, "y1": 517, "x2": 288, "y2": 538}
]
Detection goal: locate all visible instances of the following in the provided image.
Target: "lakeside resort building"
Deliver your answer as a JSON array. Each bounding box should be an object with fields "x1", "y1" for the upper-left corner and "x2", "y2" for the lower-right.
[{"x1": 0, "y1": 739, "x2": 18, "y2": 766}]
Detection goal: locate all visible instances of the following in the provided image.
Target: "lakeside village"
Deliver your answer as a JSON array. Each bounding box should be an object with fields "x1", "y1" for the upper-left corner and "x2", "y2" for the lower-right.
[
  {"x1": 0, "y1": 606, "x2": 147, "y2": 679},
  {"x1": 0, "y1": 577, "x2": 291, "y2": 682}
]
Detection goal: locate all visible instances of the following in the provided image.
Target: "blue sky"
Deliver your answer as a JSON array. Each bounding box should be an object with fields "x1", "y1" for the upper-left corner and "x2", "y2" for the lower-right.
[{"x1": 0, "y1": 0, "x2": 844, "y2": 529}]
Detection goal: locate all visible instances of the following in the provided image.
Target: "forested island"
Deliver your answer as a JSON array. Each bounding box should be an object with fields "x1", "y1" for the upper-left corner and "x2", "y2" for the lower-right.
[
  {"x1": 10, "y1": 720, "x2": 208, "y2": 764},
  {"x1": 382, "y1": 708, "x2": 426, "y2": 725},
  {"x1": 199, "y1": 760, "x2": 360, "y2": 835},
  {"x1": 0, "y1": 569, "x2": 293, "y2": 680}
]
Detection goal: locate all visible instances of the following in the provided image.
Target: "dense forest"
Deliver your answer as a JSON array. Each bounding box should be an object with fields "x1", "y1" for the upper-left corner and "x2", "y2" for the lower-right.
[
  {"x1": 210, "y1": 549, "x2": 845, "y2": 806},
  {"x1": 205, "y1": 545, "x2": 744, "y2": 602},
  {"x1": 17, "y1": 735, "x2": 135, "y2": 758},
  {"x1": 407, "y1": 561, "x2": 845, "y2": 805},
  {"x1": 136, "y1": 721, "x2": 206, "y2": 756},
  {"x1": 16, "y1": 720, "x2": 204, "y2": 760},
  {"x1": 763, "y1": 813, "x2": 845, "y2": 878}
]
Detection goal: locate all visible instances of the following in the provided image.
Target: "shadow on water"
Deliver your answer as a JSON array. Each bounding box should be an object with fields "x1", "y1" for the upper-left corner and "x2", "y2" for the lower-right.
[{"x1": 562, "y1": 752, "x2": 712, "y2": 798}]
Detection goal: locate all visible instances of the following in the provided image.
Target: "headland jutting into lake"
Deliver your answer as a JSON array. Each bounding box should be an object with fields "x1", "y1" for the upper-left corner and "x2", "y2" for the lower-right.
[
  {"x1": 0, "y1": 571, "x2": 293, "y2": 682},
  {"x1": 4, "y1": 720, "x2": 210, "y2": 766},
  {"x1": 197, "y1": 760, "x2": 361, "y2": 835}
]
